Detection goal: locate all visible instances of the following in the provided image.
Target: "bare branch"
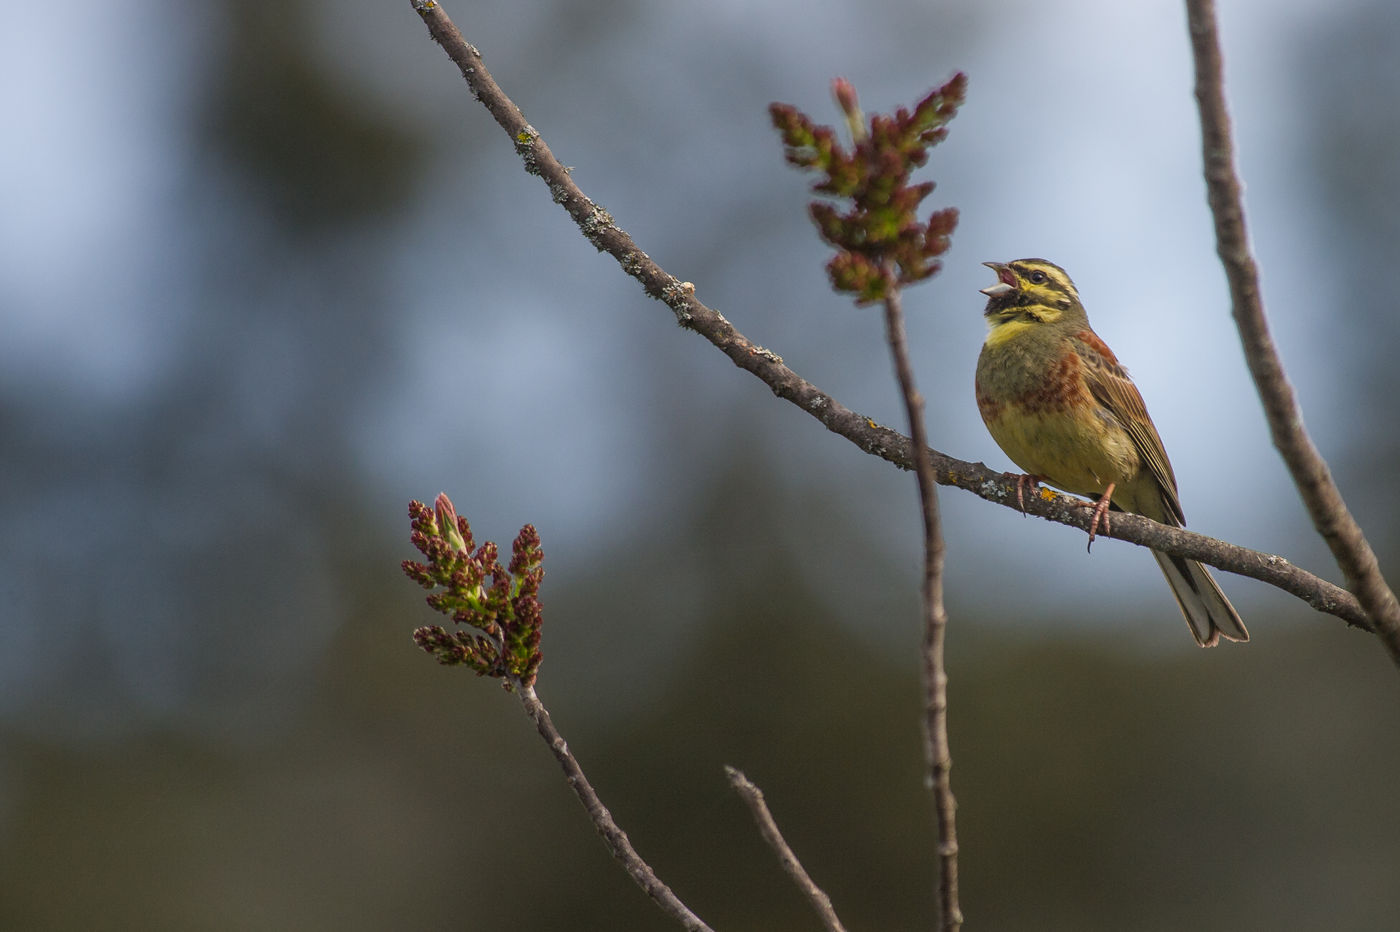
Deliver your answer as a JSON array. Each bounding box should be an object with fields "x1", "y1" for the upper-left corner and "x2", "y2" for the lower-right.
[
  {"x1": 878, "y1": 273, "x2": 960, "y2": 930},
  {"x1": 1186, "y1": 0, "x2": 1400, "y2": 666},
  {"x1": 409, "y1": 1, "x2": 1377, "y2": 641},
  {"x1": 724, "y1": 767, "x2": 849, "y2": 932},
  {"x1": 517, "y1": 684, "x2": 714, "y2": 932}
]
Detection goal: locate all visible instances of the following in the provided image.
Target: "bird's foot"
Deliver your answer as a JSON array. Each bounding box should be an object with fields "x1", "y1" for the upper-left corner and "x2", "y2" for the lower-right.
[
  {"x1": 1081, "y1": 482, "x2": 1115, "y2": 552},
  {"x1": 1011, "y1": 473, "x2": 1044, "y2": 515}
]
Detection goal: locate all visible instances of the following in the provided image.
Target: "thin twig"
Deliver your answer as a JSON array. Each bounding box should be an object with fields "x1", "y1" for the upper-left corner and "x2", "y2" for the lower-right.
[
  {"x1": 878, "y1": 270, "x2": 960, "y2": 931},
  {"x1": 409, "y1": 0, "x2": 1378, "y2": 640},
  {"x1": 517, "y1": 684, "x2": 714, "y2": 932},
  {"x1": 724, "y1": 767, "x2": 849, "y2": 932},
  {"x1": 1186, "y1": 0, "x2": 1400, "y2": 666}
]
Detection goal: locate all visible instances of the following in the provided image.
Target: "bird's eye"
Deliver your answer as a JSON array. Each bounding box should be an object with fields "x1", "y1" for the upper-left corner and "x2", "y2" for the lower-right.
[{"x1": 1028, "y1": 270, "x2": 1048, "y2": 284}]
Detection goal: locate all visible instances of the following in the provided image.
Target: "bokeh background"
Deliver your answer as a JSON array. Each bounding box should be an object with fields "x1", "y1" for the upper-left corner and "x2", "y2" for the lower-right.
[{"x1": 4, "y1": 0, "x2": 1399, "y2": 928}]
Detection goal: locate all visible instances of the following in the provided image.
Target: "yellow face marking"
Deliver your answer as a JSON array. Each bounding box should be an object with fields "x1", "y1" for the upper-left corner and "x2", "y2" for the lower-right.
[
  {"x1": 983, "y1": 305, "x2": 1064, "y2": 348},
  {"x1": 1009, "y1": 260, "x2": 1080, "y2": 304},
  {"x1": 984, "y1": 317, "x2": 1037, "y2": 348},
  {"x1": 981, "y1": 261, "x2": 1080, "y2": 314}
]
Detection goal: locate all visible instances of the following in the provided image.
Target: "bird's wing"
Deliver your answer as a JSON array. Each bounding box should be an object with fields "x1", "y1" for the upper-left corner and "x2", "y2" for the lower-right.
[{"x1": 1072, "y1": 329, "x2": 1186, "y2": 525}]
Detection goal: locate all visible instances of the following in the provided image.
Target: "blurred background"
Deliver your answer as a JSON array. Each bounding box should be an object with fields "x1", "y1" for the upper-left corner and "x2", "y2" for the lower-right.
[{"x1": 3, "y1": 0, "x2": 1399, "y2": 928}]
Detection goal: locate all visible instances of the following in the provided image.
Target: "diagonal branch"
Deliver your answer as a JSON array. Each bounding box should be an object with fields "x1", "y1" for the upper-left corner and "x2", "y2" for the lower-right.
[
  {"x1": 409, "y1": 0, "x2": 1378, "y2": 643},
  {"x1": 725, "y1": 767, "x2": 849, "y2": 932},
  {"x1": 1186, "y1": 0, "x2": 1400, "y2": 666},
  {"x1": 518, "y1": 684, "x2": 714, "y2": 932}
]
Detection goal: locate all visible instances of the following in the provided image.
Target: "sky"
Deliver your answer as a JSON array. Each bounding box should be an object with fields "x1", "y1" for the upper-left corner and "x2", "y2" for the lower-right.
[{"x1": 0, "y1": 0, "x2": 1392, "y2": 732}]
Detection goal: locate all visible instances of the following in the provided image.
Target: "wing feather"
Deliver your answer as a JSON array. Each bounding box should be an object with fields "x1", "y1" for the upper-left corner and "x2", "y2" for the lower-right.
[{"x1": 1072, "y1": 330, "x2": 1186, "y2": 525}]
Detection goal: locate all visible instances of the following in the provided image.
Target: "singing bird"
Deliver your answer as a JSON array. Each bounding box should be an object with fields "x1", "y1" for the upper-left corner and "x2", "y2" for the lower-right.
[{"x1": 974, "y1": 258, "x2": 1248, "y2": 647}]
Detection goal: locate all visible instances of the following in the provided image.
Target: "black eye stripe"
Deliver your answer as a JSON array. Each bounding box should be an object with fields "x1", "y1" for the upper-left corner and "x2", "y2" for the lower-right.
[{"x1": 1008, "y1": 260, "x2": 1077, "y2": 300}]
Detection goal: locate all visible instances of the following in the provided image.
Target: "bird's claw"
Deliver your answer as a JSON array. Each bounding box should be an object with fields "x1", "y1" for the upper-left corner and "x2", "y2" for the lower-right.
[
  {"x1": 1012, "y1": 473, "x2": 1043, "y2": 515},
  {"x1": 1082, "y1": 483, "x2": 1115, "y2": 552}
]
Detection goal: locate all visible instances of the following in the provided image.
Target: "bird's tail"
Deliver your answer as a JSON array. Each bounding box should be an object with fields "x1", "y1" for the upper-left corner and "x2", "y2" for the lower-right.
[{"x1": 1152, "y1": 551, "x2": 1249, "y2": 647}]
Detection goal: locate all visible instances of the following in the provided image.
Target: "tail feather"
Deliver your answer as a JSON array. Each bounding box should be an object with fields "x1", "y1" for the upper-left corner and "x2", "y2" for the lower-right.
[{"x1": 1152, "y1": 551, "x2": 1249, "y2": 647}]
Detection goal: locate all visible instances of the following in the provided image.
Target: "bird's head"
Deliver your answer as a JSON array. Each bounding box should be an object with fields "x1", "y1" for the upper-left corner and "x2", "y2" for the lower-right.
[{"x1": 979, "y1": 259, "x2": 1083, "y2": 330}]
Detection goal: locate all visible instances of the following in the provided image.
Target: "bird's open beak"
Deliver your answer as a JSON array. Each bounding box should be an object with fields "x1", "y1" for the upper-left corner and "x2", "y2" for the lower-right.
[{"x1": 979, "y1": 261, "x2": 1016, "y2": 297}]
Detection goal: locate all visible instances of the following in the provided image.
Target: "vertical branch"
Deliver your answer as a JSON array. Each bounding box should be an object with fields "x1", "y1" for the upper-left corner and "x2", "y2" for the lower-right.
[
  {"x1": 1186, "y1": 0, "x2": 1400, "y2": 665},
  {"x1": 880, "y1": 269, "x2": 960, "y2": 932}
]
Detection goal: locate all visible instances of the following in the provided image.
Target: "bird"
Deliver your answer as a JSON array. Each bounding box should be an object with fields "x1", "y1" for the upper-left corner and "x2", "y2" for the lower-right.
[{"x1": 973, "y1": 258, "x2": 1248, "y2": 647}]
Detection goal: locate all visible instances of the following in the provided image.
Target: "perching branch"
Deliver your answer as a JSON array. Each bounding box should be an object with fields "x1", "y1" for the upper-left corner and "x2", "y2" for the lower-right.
[
  {"x1": 725, "y1": 767, "x2": 849, "y2": 932},
  {"x1": 408, "y1": 0, "x2": 1374, "y2": 640},
  {"x1": 1186, "y1": 0, "x2": 1400, "y2": 667}
]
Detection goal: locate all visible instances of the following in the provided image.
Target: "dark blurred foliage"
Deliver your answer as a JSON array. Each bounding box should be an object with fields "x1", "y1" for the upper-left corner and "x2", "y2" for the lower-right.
[
  {"x1": 4, "y1": 491, "x2": 1397, "y2": 929},
  {"x1": 3, "y1": 0, "x2": 1400, "y2": 929}
]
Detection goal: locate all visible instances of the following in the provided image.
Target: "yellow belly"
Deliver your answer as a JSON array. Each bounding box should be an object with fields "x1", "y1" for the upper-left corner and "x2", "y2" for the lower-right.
[{"x1": 983, "y1": 406, "x2": 1139, "y2": 500}]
